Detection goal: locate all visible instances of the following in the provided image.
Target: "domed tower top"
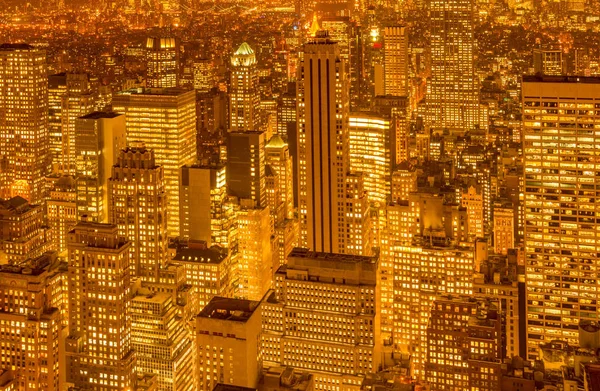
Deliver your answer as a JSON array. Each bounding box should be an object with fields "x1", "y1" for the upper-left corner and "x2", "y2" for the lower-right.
[{"x1": 231, "y1": 42, "x2": 257, "y2": 67}]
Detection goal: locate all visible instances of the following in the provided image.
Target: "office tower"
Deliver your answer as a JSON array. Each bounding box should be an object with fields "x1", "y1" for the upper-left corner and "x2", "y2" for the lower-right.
[
  {"x1": 533, "y1": 48, "x2": 563, "y2": 76},
  {"x1": 179, "y1": 164, "x2": 235, "y2": 247},
  {"x1": 0, "y1": 44, "x2": 49, "y2": 204},
  {"x1": 171, "y1": 242, "x2": 233, "y2": 309},
  {"x1": 262, "y1": 248, "x2": 380, "y2": 389},
  {"x1": 47, "y1": 176, "x2": 78, "y2": 254},
  {"x1": 272, "y1": 48, "x2": 290, "y2": 96},
  {"x1": 383, "y1": 26, "x2": 409, "y2": 96},
  {"x1": 461, "y1": 185, "x2": 484, "y2": 241},
  {"x1": 276, "y1": 91, "x2": 296, "y2": 139},
  {"x1": 193, "y1": 58, "x2": 215, "y2": 92},
  {"x1": 113, "y1": 88, "x2": 197, "y2": 237},
  {"x1": 227, "y1": 131, "x2": 266, "y2": 208},
  {"x1": 348, "y1": 113, "x2": 391, "y2": 205},
  {"x1": 266, "y1": 165, "x2": 283, "y2": 225},
  {"x1": 66, "y1": 221, "x2": 136, "y2": 390},
  {"x1": 344, "y1": 173, "x2": 371, "y2": 255},
  {"x1": 0, "y1": 253, "x2": 61, "y2": 391},
  {"x1": 75, "y1": 111, "x2": 126, "y2": 222},
  {"x1": 474, "y1": 251, "x2": 525, "y2": 359},
  {"x1": 197, "y1": 89, "x2": 228, "y2": 133},
  {"x1": 48, "y1": 73, "x2": 96, "y2": 175},
  {"x1": 146, "y1": 37, "x2": 179, "y2": 88},
  {"x1": 522, "y1": 75, "x2": 600, "y2": 358},
  {"x1": 372, "y1": 95, "x2": 411, "y2": 165},
  {"x1": 425, "y1": 296, "x2": 502, "y2": 390},
  {"x1": 108, "y1": 146, "x2": 168, "y2": 281},
  {"x1": 131, "y1": 288, "x2": 195, "y2": 391},
  {"x1": 265, "y1": 135, "x2": 294, "y2": 220},
  {"x1": 428, "y1": 0, "x2": 479, "y2": 132},
  {"x1": 0, "y1": 197, "x2": 53, "y2": 265},
  {"x1": 236, "y1": 200, "x2": 273, "y2": 301},
  {"x1": 390, "y1": 164, "x2": 417, "y2": 202},
  {"x1": 492, "y1": 201, "x2": 514, "y2": 255},
  {"x1": 320, "y1": 17, "x2": 360, "y2": 108},
  {"x1": 196, "y1": 297, "x2": 262, "y2": 391},
  {"x1": 230, "y1": 42, "x2": 260, "y2": 132},
  {"x1": 297, "y1": 31, "x2": 351, "y2": 254}
]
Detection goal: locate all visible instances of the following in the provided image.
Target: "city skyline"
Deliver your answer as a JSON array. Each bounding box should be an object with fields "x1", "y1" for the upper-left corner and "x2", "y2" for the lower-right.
[{"x1": 1, "y1": 0, "x2": 600, "y2": 391}]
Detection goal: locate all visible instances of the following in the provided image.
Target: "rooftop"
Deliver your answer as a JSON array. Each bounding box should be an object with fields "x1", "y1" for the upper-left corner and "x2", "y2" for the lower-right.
[
  {"x1": 117, "y1": 87, "x2": 193, "y2": 96},
  {"x1": 172, "y1": 246, "x2": 228, "y2": 265},
  {"x1": 199, "y1": 296, "x2": 260, "y2": 322},
  {"x1": 79, "y1": 111, "x2": 122, "y2": 120},
  {"x1": 0, "y1": 43, "x2": 35, "y2": 50},
  {"x1": 523, "y1": 74, "x2": 600, "y2": 84},
  {"x1": 213, "y1": 385, "x2": 256, "y2": 391}
]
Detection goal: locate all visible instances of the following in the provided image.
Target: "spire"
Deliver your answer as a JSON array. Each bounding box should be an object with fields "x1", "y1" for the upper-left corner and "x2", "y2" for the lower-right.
[
  {"x1": 309, "y1": 13, "x2": 320, "y2": 37},
  {"x1": 231, "y1": 42, "x2": 257, "y2": 66}
]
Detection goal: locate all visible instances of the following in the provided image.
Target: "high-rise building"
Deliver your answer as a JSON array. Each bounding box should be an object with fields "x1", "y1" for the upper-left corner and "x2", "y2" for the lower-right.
[
  {"x1": 230, "y1": 43, "x2": 260, "y2": 132},
  {"x1": 146, "y1": 37, "x2": 179, "y2": 88},
  {"x1": 425, "y1": 296, "x2": 502, "y2": 390},
  {"x1": 492, "y1": 201, "x2": 514, "y2": 255},
  {"x1": 428, "y1": 0, "x2": 479, "y2": 132},
  {"x1": 372, "y1": 95, "x2": 411, "y2": 165},
  {"x1": 522, "y1": 75, "x2": 600, "y2": 358},
  {"x1": 0, "y1": 253, "x2": 62, "y2": 391},
  {"x1": 179, "y1": 163, "x2": 234, "y2": 247},
  {"x1": 262, "y1": 248, "x2": 380, "y2": 390},
  {"x1": 348, "y1": 113, "x2": 392, "y2": 205},
  {"x1": 74, "y1": 111, "x2": 126, "y2": 223},
  {"x1": 193, "y1": 58, "x2": 215, "y2": 92},
  {"x1": 65, "y1": 221, "x2": 136, "y2": 390},
  {"x1": 48, "y1": 73, "x2": 96, "y2": 175},
  {"x1": 0, "y1": 44, "x2": 49, "y2": 204},
  {"x1": 383, "y1": 26, "x2": 409, "y2": 97},
  {"x1": 236, "y1": 200, "x2": 273, "y2": 301},
  {"x1": 297, "y1": 31, "x2": 350, "y2": 254},
  {"x1": 276, "y1": 91, "x2": 296, "y2": 139},
  {"x1": 195, "y1": 297, "x2": 262, "y2": 391},
  {"x1": 108, "y1": 146, "x2": 168, "y2": 281},
  {"x1": 227, "y1": 131, "x2": 266, "y2": 208},
  {"x1": 47, "y1": 175, "x2": 78, "y2": 254},
  {"x1": 131, "y1": 287, "x2": 195, "y2": 391},
  {"x1": 532, "y1": 48, "x2": 563, "y2": 76},
  {"x1": 461, "y1": 185, "x2": 484, "y2": 241},
  {"x1": 171, "y1": 242, "x2": 233, "y2": 309},
  {"x1": 265, "y1": 135, "x2": 294, "y2": 220},
  {"x1": 0, "y1": 196, "x2": 53, "y2": 265},
  {"x1": 113, "y1": 88, "x2": 197, "y2": 237}
]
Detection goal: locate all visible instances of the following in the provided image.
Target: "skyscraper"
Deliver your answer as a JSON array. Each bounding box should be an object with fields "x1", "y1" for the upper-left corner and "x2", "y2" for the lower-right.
[
  {"x1": 262, "y1": 248, "x2": 380, "y2": 389},
  {"x1": 66, "y1": 221, "x2": 136, "y2": 390},
  {"x1": 227, "y1": 131, "x2": 267, "y2": 208},
  {"x1": 179, "y1": 163, "x2": 233, "y2": 247},
  {"x1": 108, "y1": 146, "x2": 168, "y2": 281},
  {"x1": 383, "y1": 26, "x2": 409, "y2": 97},
  {"x1": 48, "y1": 73, "x2": 96, "y2": 175},
  {"x1": 74, "y1": 111, "x2": 126, "y2": 223},
  {"x1": 297, "y1": 31, "x2": 349, "y2": 254},
  {"x1": 522, "y1": 75, "x2": 600, "y2": 358},
  {"x1": 146, "y1": 37, "x2": 179, "y2": 88},
  {"x1": 195, "y1": 297, "x2": 263, "y2": 391},
  {"x1": 230, "y1": 42, "x2": 260, "y2": 132},
  {"x1": 0, "y1": 44, "x2": 49, "y2": 204},
  {"x1": 0, "y1": 253, "x2": 61, "y2": 391},
  {"x1": 113, "y1": 88, "x2": 197, "y2": 237},
  {"x1": 428, "y1": 0, "x2": 479, "y2": 132},
  {"x1": 348, "y1": 113, "x2": 392, "y2": 205}
]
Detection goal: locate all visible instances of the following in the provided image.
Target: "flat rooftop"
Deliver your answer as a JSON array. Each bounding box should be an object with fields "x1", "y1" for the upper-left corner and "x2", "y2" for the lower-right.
[
  {"x1": 523, "y1": 74, "x2": 600, "y2": 84},
  {"x1": 117, "y1": 87, "x2": 193, "y2": 96},
  {"x1": 79, "y1": 111, "x2": 122, "y2": 120},
  {"x1": 199, "y1": 296, "x2": 260, "y2": 322},
  {"x1": 288, "y1": 247, "x2": 378, "y2": 264},
  {"x1": 213, "y1": 385, "x2": 256, "y2": 391},
  {"x1": 172, "y1": 246, "x2": 227, "y2": 264}
]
